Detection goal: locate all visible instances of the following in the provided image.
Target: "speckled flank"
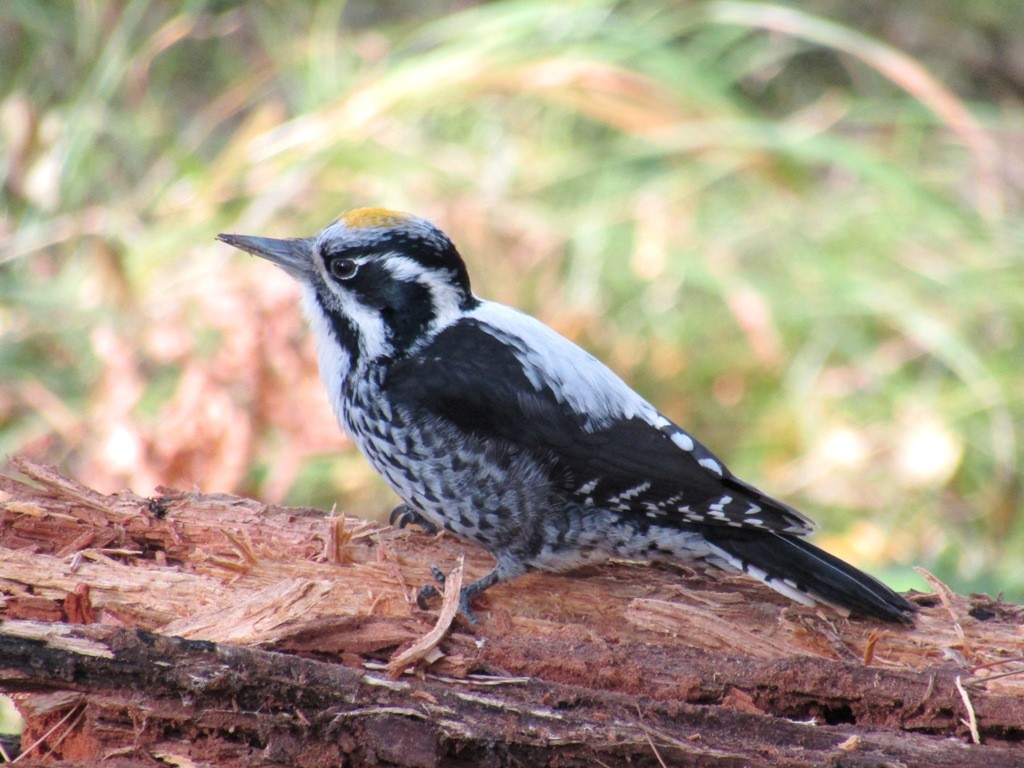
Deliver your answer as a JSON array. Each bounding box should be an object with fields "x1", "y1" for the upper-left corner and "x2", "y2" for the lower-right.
[{"x1": 339, "y1": 367, "x2": 756, "y2": 582}]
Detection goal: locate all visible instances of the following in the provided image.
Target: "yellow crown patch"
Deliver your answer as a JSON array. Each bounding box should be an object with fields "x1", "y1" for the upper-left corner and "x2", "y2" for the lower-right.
[{"x1": 337, "y1": 208, "x2": 413, "y2": 230}]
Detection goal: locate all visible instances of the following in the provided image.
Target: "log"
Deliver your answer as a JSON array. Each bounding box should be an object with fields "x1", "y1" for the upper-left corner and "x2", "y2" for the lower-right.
[{"x1": 1, "y1": 456, "x2": 1022, "y2": 766}]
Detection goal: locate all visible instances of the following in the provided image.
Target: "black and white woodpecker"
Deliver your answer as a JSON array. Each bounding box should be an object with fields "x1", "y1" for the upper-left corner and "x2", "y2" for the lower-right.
[{"x1": 218, "y1": 208, "x2": 913, "y2": 624}]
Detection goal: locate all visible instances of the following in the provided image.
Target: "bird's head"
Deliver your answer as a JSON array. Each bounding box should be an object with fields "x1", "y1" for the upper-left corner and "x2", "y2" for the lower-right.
[{"x1": 218, "y1": 208, "x2": 476, "y2": 366}]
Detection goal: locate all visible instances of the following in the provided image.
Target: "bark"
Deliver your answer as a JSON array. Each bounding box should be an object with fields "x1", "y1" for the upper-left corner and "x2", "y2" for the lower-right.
[{"x1": 1, "y1": 456, "x2": 1022, "y2": 767}]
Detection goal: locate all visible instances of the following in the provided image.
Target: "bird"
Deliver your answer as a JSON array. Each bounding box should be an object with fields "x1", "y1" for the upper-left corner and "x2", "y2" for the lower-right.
[{"x1": 218, "y1": 208, "x2": 914, "y2": 625}]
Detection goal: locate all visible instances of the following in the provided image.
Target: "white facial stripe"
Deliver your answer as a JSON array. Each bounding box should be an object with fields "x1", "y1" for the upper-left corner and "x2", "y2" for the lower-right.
[
  {"x1": 317, "y1": 251, "x2": 467, "y2": 359},
  {"x1": 311, "y1": 240, "x2": 400, "y2": 361},
  {"x1": 375, "y1": 253, "x2": 426, "y2": 282},
  {"x1": 345, "y1": 295, "x2": 391, "y2": 359},
  {"x1": 316, "y1": 265, "x2": 393, "y2": 361},
  {"x1": 380, "y1": 254, "x2": 465, "y2": 332},
  {"x1": 301, "y1": 284, "x2": 352, "y2": 432}
]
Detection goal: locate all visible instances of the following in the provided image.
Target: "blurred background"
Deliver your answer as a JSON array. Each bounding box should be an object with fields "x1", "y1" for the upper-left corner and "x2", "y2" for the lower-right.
[{"x1": 2, "y1": 0, "x2": 1023, "y2": 604}]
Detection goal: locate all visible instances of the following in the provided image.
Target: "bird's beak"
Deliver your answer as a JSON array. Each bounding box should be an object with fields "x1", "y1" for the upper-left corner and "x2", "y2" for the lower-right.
[{"x1": 216, "y1": 233, "x2": 315, "y2": 279}]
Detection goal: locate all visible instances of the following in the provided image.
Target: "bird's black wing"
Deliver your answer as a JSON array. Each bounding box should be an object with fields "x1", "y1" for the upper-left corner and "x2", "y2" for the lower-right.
[{"x1": 385, "y1": 316, "x2": 811, "y2": 536}]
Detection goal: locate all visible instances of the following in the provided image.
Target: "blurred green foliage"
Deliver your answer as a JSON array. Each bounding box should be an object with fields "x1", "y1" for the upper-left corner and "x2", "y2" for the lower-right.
[{"x1": 1, "y1": 0, "x2": 1022, "y2": 606}]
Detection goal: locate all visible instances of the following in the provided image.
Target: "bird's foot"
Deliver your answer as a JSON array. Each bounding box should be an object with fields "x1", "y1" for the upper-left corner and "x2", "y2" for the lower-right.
[
  {"x1": 416, "y1": 565, "x2": 481, "y2": 624},
  {"x1": 389, "y1": 503, "x2": 438, "y2": 534}
]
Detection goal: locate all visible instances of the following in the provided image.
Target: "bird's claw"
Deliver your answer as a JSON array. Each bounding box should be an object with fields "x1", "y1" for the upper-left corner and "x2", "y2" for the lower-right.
[
  {"x1": 415, "y1": 583, "x2": 440, "y2": 610},
  {"x1": 389, "y1": 503, "x2": 438, "y2": 534},
  {"x1": 416, "y1": 565, "x2": 479, "y2": 624}
]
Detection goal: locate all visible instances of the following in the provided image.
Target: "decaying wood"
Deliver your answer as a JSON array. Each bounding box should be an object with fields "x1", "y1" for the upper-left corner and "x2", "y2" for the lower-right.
[{"x1": 1, "y1": 456, "x2": 1022, "y2": 767}]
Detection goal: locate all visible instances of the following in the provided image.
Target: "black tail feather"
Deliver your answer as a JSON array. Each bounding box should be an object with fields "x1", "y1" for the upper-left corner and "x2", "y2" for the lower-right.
[{"x1": 702, "y1": 528, "x2": 914, "y2": 623}]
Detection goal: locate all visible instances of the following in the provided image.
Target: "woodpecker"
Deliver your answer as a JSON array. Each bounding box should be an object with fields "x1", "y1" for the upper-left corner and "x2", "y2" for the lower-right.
[{"x1": 218, "y1": 209, "x2": 913, "y2": 624}]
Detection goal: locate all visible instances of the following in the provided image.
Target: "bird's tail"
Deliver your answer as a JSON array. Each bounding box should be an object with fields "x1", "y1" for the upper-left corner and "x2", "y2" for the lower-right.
[{"x1": 701, "y1": 528, "x2": 914, "y2": 623}]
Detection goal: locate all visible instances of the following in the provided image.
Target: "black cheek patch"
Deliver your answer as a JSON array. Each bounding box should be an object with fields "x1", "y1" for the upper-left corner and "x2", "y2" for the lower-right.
[
  {"x1": 381, "y1": 281, "x2": 434, "y2": 352},
  {"x1": 348, "y1": 262, "x2": 435, "y2": 354}
]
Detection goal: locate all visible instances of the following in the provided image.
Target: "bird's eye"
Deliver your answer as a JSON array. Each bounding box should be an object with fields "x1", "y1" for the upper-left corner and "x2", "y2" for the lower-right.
[{"x1": 329, "y1": 258, "x2": 359, "y2": 281}]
